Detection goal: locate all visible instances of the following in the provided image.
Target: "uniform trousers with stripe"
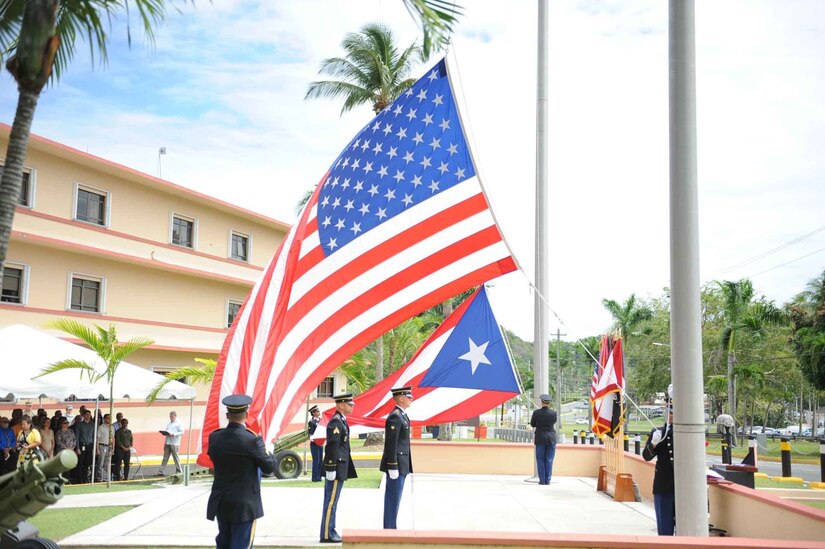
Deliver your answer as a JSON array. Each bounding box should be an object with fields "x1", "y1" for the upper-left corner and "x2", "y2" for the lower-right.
[
  {"x1": 320, "y1": 478, "x2": 343, "y2": 540},
  {"x1": 215, "y1": 517, "x2": 255, "y2": 549},
  {"x1": 383, "y1": 473, "x2": 407, "y2": 529}
]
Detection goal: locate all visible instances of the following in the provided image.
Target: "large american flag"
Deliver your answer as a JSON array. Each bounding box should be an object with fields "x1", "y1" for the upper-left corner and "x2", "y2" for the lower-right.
[{"x1": 198, "y1": 58, "x2": 516, "y2": 460}]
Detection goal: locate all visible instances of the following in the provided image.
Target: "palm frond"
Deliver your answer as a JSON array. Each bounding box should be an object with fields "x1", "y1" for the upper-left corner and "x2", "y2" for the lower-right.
[
  {"x1": 402, "y1": 0, "x2": 463, "y2": 58},
  {"x1": 43, "y1": 318, "x2": 103, "y2": 351},
  {"x1": 111, "y1": 336, "x2": 155, "y2": 364},
  {"x1": 36, "y1": 358, "x2": 98, "y2": 381}
]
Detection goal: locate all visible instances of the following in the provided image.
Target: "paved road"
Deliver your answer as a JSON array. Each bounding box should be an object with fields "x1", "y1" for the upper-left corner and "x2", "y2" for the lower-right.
[{"x1": 705, "y1": 454, "x2": 822, "y2": 482}]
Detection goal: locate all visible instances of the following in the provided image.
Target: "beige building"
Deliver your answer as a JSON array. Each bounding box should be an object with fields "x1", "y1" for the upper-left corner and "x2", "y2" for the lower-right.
[{"x1": 0, "y1": 125, "x2": 346, "y2": 451}]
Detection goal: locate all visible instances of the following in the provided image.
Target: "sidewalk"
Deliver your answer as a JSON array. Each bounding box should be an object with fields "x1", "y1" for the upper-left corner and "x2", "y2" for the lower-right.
[{"x1": 57, "y1": 473, "x2": 658, "y2": 547}]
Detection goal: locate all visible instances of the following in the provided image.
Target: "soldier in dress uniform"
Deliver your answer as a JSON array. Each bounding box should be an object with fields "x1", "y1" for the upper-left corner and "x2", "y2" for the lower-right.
[
  {"x1": 207, "y1": 394, "x2": 277, "y2": 549},
  {"x1": 308, "y1": 405, "x2": 323, "y2": 482},
  {"x1": 319, "y1": 393, "x2": 357, "y2": 543},
  {"x1": 380, "y1": 386, "x2": 413, "y2": 529},
  {"x1": 643, "y1": 403, "x2": 675, "y2": 535},
  {"x1": 530, "y1": 394, "x2": 558, "y2": 485}
]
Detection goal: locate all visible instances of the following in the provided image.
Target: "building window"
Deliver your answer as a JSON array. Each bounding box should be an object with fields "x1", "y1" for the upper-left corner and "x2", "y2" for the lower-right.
[
  {"x1": 172, "y1": 215, "x2": 195, "y2": 248},
  {"x1": 230, "y1": 232, "x2": 249, "y2": 262},
  {"x1": 70, "y1": 275, "x2": 102, "y2": 313},
  {"x1": 0, "y1": 165, "x2": 34, "y2": 207},
  {"x1": 1, "y1": 266, "x2": 24, "y2": 304},
  {"x1": 317, "y1": 377, "x2": 334, "y2": 398},
  {"x1": 75, "y1": 186, "x2": 107, "y2": 225},
  {"x1": 227, "y1": 300, "x2": 242, "y2": 328}
]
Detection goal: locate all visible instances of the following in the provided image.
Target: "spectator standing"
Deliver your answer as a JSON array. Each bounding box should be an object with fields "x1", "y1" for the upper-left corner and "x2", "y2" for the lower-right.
[
  {"x1": 0, "y1": 417, "x2": 16, "y2": 474},
  {"x1": 17, "y1": 416, "x2": 42, "y2": 464},
  {"x1": 50, "y1": 410, "x2": 63, "y2": 432},
  {"x1": 63, "y1": 404, "x2": 75, "y2": 425},
  {"x1": 38, "y1": 416, "x2": 55, "y2": 458},
  {"x1": 10, "y1": 408, "x2": 23, "y2": 437},
  {"x1": 160, "y1": 411, "x2": 184, "y2": 475},
  {"x1": 114, "y1": 418, "x2": 133, "y2": 481},
  {"x1": 113, "y1": 412, "x2": 124, "y2": 432},
  {"x1": 75, "y1": 410, "x2": 96, "y2": 483},
  {"x1": 55, "y1": 418, "x2": 78, "y2": 482},
  {"x1": 97, "y1": 414, "x2": 113, "y2": 481}
]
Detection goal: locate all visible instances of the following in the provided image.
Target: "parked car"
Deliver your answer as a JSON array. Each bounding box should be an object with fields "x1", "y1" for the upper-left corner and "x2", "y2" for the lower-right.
[{"x1": 575, "y1": 418, "x2": 588, "y2": 425}]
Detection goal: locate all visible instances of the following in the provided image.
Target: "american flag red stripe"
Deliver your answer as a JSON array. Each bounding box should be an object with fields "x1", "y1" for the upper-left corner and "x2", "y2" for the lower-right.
[{"x1": 197, "y1": 59, "x2": 517, "y2": 464}]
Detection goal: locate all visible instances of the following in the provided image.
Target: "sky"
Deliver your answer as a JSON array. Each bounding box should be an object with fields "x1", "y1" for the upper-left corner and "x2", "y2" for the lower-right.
[{"x1": 1, "y1": 0, "x2": 823, "y2": 343}]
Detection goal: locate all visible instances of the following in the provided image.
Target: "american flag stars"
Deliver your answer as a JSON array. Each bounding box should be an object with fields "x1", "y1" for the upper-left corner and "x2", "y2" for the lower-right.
[{"x1": 317, "y1": 60, "x2": 475, "y2": 254}]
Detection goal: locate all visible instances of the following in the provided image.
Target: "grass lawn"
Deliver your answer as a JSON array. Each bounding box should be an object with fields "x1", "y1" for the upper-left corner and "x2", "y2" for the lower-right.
[
  {"x1": 63, "y1": 482, "x2": 160, "y2": 495},
  {"x1": 28, "y1": 505, "x2": 134, "y2": 541},
  {"x1": 262, "y1": 467, "x2": 383, "y2": 488},
  {"x1": 755, "y1": 477, "x2": 812, "y2": 490},
  {"x1": 801, "y1": 500, "x2": 825, "y2": 510}
]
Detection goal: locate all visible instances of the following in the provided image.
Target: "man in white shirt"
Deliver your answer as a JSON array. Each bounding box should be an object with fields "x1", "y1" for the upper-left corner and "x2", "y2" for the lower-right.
[
  {"x1": 96, "y1": 414, "x2": 113, "y2": 481},
  {"x1": 160, "y1": 411, "x2": 184, "y2": 475},
  {"x1": 64, "y1": 404, "x2": 75, "y2": 425}
]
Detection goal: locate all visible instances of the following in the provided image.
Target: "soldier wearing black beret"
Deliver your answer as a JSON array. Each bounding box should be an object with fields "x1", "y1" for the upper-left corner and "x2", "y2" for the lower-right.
[
  {"x1": 308, "y1": 405, "x2": 323, "y2": 482},
  {"x1": 380, "y1": 386, "x2": 414, "y2": 529},
  {"x1": 319, "y1": 393, "x2": 357, "y2": 543},
  {"x1": 207, "y1": 394, "x2": 277, "y2": 549}
]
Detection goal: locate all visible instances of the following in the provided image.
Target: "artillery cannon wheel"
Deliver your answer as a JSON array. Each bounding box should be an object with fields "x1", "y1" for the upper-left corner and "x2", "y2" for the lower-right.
[
  {"x1": 274, "y1": 450, "x2": 302, "y2": 479},
  {"x1": 13, "y1": 538, "x2": 60, "y2": 549}
]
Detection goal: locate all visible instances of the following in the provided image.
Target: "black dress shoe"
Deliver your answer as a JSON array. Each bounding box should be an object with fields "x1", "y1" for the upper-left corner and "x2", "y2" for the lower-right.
[{"x1": 320, "y1": 535, "x2": 342, "y2": 543}]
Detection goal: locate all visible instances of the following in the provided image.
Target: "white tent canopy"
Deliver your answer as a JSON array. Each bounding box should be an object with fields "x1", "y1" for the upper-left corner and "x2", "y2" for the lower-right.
[{"x1": 0, "y1": 324, "x2": 196, "y2": 401}]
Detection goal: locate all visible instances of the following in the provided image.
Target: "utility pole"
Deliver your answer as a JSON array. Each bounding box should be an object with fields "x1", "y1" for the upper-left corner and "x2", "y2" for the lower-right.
[{"x1": 554, "y1": 328, "x2": 566, "y2": 431}]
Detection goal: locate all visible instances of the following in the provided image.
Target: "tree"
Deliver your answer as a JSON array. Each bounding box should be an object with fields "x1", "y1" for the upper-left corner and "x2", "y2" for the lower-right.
[
  {"x1": 714, "y1": 279, "x2": 787, "y2": 419},
  {"x1": 0, "y1": 0, "x2": 172, "y2": 289},
  {"x1": 601, "y1": 294, "x2": 653, "y2": 347},
  {"x1": 789, "y1": 269, "x2": 825, "y2": 390},
  {"x1": 37, "y1": 319, "x2": 153, "y2": 487},
  {"x1": 147, "y1": 357, "x2": 215, "y2": 403},
  {"x1": 305, "y1": 22, "x2": 423, "y2": 115}
]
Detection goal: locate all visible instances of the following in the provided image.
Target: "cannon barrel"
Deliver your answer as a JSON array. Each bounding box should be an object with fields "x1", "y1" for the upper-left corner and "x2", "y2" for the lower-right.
[
  {"x1": 0, "y1": 449, "x2": 77, "y2": 531},
  {"x1": 272, "y1": 429, "x2": 309, "y2": 454}
]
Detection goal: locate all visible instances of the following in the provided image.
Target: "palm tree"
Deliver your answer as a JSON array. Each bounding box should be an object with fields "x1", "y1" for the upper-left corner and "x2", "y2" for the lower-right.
[
  {"x1": 0, "y1": 0, "x2": 172, "y2": 290},
  {"x1": 715, "y1": 279, "x2": 786, "y2": 418},
  {"x1": 37, "y1": 319, "x2": 153, "y2": 486},
  {"x1": 305, "y1": 23, "x2": 423, "y2": 115},
  {"x1": 601, "y1": 294, "x2": 653, "y2": 346},
  {"x1": 789, "y1": 269, "x2": 825, "y2": 390}
]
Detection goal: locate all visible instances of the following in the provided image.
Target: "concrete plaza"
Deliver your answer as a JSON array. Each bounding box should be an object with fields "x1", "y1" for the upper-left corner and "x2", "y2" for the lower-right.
[{"x1": 56, "y1": 473, "x2": 658, "y2": 547}]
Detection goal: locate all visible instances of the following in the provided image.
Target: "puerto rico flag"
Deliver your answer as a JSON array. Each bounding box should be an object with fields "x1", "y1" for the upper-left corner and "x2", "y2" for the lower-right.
[
  {"x1": 198, "y1": 58, "x2": 517, "y2": 464},
  {"x1": 315, "y1": 286, "x2": 521, "y2": 435}
]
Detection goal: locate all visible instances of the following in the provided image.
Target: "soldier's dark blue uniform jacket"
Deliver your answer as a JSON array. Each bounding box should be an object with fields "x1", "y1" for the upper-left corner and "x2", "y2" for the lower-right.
[
  {"x1": 379, "y1": 406, "x2": 413, "y2": 475},
  {"x1": 643, "y1": 424, "x2": 675, "y2": 494},
  {"x1": 207, "y1": 423, "x2": 277, "y2": 522},
  {"x1": 323, "y1": 411, "x2": 357, "y2": 480},
  {"x1": 530, "y1": 406, "x2": 557, "y2": 446}
]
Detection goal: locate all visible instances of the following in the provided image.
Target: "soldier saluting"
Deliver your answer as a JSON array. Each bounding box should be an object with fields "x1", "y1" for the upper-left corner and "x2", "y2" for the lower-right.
[
  {"x1": 319, "y1": 393, "x2": 357, "y2": 543},
  {"x1": 207, "y1": 394, "x2": 277, "y2": 549},
  {"x1": 380, "y1": 386, "x2": 413, "y2": 529}
]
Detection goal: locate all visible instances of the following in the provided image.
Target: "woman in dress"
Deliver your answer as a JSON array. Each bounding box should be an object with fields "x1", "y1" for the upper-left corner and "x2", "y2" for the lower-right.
[
  {"x1": 38, "y1": 416, "x2": 55, "y2": 458},
  {"x1": 16, "y1": 415, "x2": 42, "y2": 464}
]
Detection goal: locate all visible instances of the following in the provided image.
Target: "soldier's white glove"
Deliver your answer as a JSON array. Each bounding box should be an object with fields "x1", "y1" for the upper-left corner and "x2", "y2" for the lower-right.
[
  {"x1": 326, "y1": 471, "x2": 336, "y2": 481},
  {"x1": 651, "y1": 430, "x2": 663, "y2": 447},
  {"x1": 388, "y1": 469, "x2": 399, "y2": 480}
]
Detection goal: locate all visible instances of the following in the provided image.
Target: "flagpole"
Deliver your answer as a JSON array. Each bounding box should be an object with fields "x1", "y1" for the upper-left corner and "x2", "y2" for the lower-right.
[
  {"x1": 669, "y1": 0, "x2": 708, "y2": 537},
  {"x1": 534, "y1": 0, "x2": 550, "y2": 405}
]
